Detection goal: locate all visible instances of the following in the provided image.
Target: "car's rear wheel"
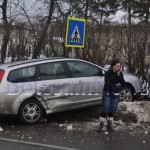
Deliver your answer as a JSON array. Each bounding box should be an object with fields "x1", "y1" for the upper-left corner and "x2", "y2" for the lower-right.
[
  {"x1": 18, "y1": 99, "x2": 44, "y2": 125},
  {"x1": 120, "y1": 88, "x2": 134, "y2": 102}
]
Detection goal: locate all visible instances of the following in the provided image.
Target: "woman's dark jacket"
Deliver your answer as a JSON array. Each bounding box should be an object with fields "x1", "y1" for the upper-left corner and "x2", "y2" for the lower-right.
[{"x1": 103, "y1": 69, "x2": 126, "y2": 94}]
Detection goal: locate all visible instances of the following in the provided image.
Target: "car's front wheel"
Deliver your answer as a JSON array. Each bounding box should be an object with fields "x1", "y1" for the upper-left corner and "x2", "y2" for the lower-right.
[
  {"x1": 18, "y1": 99, "x2": 44, "y2": 125},
  {"x1": 120, "y1": 88, "x2": 134, "y2": 102}
]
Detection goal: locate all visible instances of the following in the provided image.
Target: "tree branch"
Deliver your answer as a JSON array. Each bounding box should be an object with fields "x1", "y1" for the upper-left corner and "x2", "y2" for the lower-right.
[{"x1": 13, "y1": 0, "x2": 36, "y2": 39}]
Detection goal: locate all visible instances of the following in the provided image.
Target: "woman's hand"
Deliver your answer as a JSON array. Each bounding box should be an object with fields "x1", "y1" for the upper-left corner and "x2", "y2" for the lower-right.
[{"x1": 117, "y1": 71, "x2": 121, "y2": 76}]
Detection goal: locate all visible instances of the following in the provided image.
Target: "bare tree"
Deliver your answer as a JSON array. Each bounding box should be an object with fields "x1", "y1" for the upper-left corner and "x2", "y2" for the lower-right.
[
  {"x1": 0, "y1": 0, "x2": 12, "y2": 63},
  {"x1": 32, "y1": 0, "x2": 55, "y2": 58}
]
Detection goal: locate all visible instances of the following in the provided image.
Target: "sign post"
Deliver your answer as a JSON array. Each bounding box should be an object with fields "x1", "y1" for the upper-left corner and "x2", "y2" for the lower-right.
[{"x1": 65, "y1": 17, "x2": 86, "y2": 48}]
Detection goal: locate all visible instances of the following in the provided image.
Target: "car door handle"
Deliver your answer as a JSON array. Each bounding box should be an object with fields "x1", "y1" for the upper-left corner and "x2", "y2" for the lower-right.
[
  {"x1": 41, "y1": 84, "x2": 48, "y2": 88},
  {"x1": 76, "y1": 81, "x2": 84, "y2": 84}
]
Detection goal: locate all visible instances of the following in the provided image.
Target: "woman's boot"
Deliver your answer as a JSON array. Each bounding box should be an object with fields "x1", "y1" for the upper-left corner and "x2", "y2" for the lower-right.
[
  {"x1": 107, "y1": 117, "x2": 114, "y2": 132},
  {"x1": 97, "y1": 117, "x2": 105, "y2": 132}
]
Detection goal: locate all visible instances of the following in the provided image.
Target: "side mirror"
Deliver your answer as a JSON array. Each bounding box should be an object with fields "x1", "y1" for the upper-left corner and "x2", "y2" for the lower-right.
[
  {"x1": 101, "y1": 70, "x2": 105, "y2": 76},
  {"x1": 99, "y1": 70, "x2": 105, "y2": 76}
]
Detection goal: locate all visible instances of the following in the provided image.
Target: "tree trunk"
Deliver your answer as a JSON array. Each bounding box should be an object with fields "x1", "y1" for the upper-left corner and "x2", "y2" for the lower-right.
[
  {"x1": 82, "y1": 0, "x2": 89, "y2": 60},
  {"x1": 0, "y1": 0, "x2": 11, "y2": 63},
  {"x1": 139, "y1": 0, "x2": 149, "y2": 79},
  {"x1": 127, "y1": 2, "x2": 133, "y2": 73},
  {"x1": 32, "y1": 0, "x2": 55, "y2": 59}
]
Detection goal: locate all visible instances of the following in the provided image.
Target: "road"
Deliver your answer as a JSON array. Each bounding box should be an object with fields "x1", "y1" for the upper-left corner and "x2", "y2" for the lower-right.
[{"x1": 0, "y1": 106, "x2": 150, "y2": 150}]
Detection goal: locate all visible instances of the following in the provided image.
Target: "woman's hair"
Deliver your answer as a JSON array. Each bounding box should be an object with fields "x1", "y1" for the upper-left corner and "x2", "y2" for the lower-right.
[{"x1": 110, "y1": 60, "x2": 120, "y2": 68}]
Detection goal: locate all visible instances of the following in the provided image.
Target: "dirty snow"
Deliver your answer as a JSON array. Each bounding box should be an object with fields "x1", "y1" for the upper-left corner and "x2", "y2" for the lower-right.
[
  {"x1": 58, "y1": 101, "x2": 150, "y2": 132},
  {"x1": 67, "y1": 124, "x2": 73, "y2": 131},
  {"x1": 143, "y1": 140, "x2": 146, "y2": 144},
  {"x1": 104, "y1": 131, "x2": 109, "y2": 135},
  {"x1": 118, "y1": 101, "x2": 150, "y2": 124},
  {"x1": 59, "y1": 124, "x2": 64, "y2": 127},
  {"x1": 1, "y1": 101, "x2": 149, "y2": 135},
  {"x1": 0, "y1": 127, "x2": 3, "y2": 132}
]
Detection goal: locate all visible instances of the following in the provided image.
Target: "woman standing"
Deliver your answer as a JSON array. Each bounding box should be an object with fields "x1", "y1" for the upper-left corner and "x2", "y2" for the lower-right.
[{"x1": 97, "y1": 60, "x2": 126, "y2": 132}]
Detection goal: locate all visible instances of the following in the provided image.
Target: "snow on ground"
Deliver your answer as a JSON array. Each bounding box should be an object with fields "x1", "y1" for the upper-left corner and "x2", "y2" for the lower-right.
[
  {"x1": 0, "y1": 127, "x2": 3, "y2": 132},
  {"x1": 57, "y1": 101, "x2": 150, "y2": 132},
  {"x1": 2, "y1": 101, "x2": 147, "y2": 133},
  {"x1": 118, "y1": 101, "x2": 150, "y2": 124}
]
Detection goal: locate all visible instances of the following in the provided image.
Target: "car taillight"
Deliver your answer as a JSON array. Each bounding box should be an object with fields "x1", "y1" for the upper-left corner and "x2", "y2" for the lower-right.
[{"x1": 0, "y1": 69, "x2": 5, "y2": 82}]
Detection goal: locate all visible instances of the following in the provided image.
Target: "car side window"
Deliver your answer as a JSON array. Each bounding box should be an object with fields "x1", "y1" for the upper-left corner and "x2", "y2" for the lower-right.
[
  {"x1": 8, "y1": 66, "x2": 36, "y2": 83},
  {"x1": 67, "y1": 61, "x2": 102, "y2": 77},
  {"x1": 39, "y1": 62, "x2": 67, "y2": 80}
]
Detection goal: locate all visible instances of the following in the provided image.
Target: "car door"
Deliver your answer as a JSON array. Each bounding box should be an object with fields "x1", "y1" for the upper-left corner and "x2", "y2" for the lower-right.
[
  {"x1": 66, "y1": 60, "x2": 104, "y2": 105},
  {"x1": 6, "y1": 65, "x2": 39, "y2": 109},
  {"x1": 36, "y1": 61, "x2": 74, "y2": 110}
]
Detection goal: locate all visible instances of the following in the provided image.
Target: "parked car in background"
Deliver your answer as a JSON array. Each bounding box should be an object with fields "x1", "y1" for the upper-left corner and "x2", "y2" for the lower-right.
[{"x1": 0, "y1": 58, "x2": 148, "y2": 124}]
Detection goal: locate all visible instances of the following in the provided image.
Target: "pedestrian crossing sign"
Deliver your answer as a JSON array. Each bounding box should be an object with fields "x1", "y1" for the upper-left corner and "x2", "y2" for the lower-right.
[{"x1": 65, "y1": 17, "x2": 86, "y2": 48}]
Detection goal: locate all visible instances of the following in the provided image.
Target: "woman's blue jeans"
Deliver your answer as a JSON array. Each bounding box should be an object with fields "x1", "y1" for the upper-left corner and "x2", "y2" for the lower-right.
[{"x1": 102, "y1": 92, "x2": 120, "y2": 113}]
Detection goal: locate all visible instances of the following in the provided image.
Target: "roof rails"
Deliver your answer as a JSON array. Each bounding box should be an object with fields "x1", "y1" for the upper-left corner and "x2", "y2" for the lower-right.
[{"x1": 8, "y1": 57, "x2": 68, "y2": 68}]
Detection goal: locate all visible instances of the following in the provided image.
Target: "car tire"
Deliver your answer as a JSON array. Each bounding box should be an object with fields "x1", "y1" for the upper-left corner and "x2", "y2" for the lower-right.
[
  {"x1": 120, "y1": 88, "x2": 134, "y2": 102},
  {"x1": 18, "y1": 99, "x2": 44, "y2": 125}
]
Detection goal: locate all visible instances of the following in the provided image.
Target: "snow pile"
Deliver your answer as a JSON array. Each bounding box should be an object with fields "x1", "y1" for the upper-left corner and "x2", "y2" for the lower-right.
[
  {"x1": 118, "y1": 101, "x2": 150, "y2": 124},
  {"x1": 67, "y1": 124, "x2": 73, "y2": 131},
  {"x1": 57, "y1": 101, "x2": 150, "y2": 132},
  {"x1": 86, "y1": 101, "x2": 150, "y2": 131},
  {"x1": 86, "y1": 122, "x2": 98, "y2": 130},
  {"x1": 0, "y1": 127, "x2": 3, "y2": 132},
  {"x1": 59, "y1": 124, "x2": 64, "y2": 127}
]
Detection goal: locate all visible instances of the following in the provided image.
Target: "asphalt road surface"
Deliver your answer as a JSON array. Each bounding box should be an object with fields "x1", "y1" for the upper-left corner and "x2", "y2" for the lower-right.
[{"x1": 0, "y1": 106, "x2": 149, "y2": 150}]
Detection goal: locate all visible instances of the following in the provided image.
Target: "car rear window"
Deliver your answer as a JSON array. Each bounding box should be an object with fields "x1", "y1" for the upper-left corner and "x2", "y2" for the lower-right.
[{"x1": 8, "y1": 66, "x2": 36, "y2": 83}]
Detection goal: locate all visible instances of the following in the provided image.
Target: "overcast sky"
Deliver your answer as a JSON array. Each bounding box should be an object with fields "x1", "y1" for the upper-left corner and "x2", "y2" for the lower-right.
[{"x1": 0, "y1": 0, "x2": 130, "y2": 24}]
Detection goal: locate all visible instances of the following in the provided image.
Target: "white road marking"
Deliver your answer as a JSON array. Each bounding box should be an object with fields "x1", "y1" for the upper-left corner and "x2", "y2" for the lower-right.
[{"x1": 0, "y1": 137, "x2": 78, "y2": 150}]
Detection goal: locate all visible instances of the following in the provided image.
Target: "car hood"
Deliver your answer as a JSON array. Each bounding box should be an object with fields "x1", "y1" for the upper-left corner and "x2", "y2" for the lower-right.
[{"x1": 123, "y1": 72, "x2": 136, "y2": 77}]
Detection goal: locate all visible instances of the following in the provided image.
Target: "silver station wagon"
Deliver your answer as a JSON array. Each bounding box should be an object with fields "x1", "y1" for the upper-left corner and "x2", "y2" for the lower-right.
[{"x1": 0, "y1": 58, "x2": 146, "y2": 124}]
